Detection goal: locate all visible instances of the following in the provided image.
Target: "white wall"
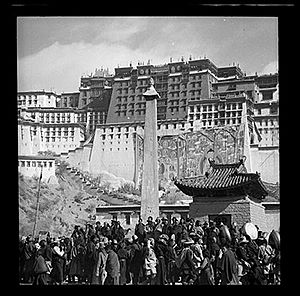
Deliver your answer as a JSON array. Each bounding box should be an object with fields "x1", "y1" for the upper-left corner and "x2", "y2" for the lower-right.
[
  {"x1": 251, "y1": 146, "x2": 279, "y2": 183},
  {"x1": 18, "y1": 158, "x2": 57, "y2": 183}
]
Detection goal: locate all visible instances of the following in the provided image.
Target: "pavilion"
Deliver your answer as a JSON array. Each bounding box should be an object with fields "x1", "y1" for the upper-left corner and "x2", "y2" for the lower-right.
[{"x1": 174, "y1": 158, "x2": 278, "y2": 232}]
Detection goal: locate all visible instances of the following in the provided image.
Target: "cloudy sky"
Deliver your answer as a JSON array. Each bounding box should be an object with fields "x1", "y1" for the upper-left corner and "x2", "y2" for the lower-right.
[{"x1": 17, "y1": 17, "x2": 278, "y2": 94}]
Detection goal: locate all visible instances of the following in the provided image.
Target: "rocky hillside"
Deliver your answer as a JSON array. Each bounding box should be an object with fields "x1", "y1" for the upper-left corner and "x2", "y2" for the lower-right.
[
  {"x1": 19, "y1": 159, "x2": 192, "y2": 238},
  {"x1": 18, "y1": 161, "x2": 110, "y2": 238}
]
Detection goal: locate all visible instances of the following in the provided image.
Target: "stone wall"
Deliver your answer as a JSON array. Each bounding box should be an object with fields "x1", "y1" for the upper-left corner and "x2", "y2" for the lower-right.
[
  {"x1": 189, "y1": 196, "x2": 278, "y2": 232},
  {"x1": 189, "y1": 196, "x2": 252, "y2": 229}
]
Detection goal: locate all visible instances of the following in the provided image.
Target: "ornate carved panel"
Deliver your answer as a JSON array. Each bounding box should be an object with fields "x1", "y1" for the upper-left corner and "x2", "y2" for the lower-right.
[{"x1": 135, "y1": 124, "x2": 246, "y2": 188}]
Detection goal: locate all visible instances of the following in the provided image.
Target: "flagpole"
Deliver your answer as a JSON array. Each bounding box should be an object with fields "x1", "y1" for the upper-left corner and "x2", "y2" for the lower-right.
[{"x1": 33, "y1": 165, "x2": 43, "y2": 238}]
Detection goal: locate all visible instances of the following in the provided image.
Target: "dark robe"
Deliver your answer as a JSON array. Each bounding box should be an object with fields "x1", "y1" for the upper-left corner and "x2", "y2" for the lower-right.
[
  {"x1": 23, "y1": 242, "x2": 36, "y2": 283},
  {"x1": 198, "y1": 257, "x2": 214, "y2": 285},
  {"x1": 85, "y1": 241, "x2": 98, "y2": 283},
  {"x1": 220, "y1": 248, "x2": 240, "y2": 285},
  {"x1": 33, "y1": 254, "x2": 48, "y2": 285},
  {"x1": 135, "y1": 222, "x2": 146, "y2": 243},
  {"x1": 154, "y1": 241, "x2": 168, "y2": 285},
  {"x1": 179, "y1": 247, "x2": 197, "y2": 285},
  {"x1": 50, "y1": 248, "x2": 64, "y2": 284},
  {"x1": 117, "y1": 247, "x2": 128, "y2": 285},
  {"x1": 165, "y1": 244, "x2": 179, "y2": 284},
  {"x1": 105, "y1": 249, "x2": 120, "y2": 285},
  {"x1": 129, "y1": 241, "x2": 143, "y2": 284},
  {"x1": 69, "y1": 245, "x2": 82, "y2": 277}
]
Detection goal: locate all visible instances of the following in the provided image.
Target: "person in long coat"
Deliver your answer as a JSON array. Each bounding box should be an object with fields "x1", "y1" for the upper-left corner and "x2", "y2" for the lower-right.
[
  {"x1": 117, "y1": 241, "x2": 128, "y2": 285},
  {"x1": 135, "y1": 218, "x2": 146, "y2": 244},
  {"x1": 144, "y1": 238, "x2": 158, "y2": 285},
  {"x1": 129, "y1": 235, "x2": 144, "y2": 284},
  {"x1": 197, "y1": 249, "x2": 215, "y2": 285},
  {"x1": 104, "y1": 241, "x2": 120, "y2": 285},
  {"x1": 23, "y1": 236, "x2": 36, "y2": 283},
  {"x1": 50, "y1": 240, "x2": 65, "y2": 285},
  {"x1": 32, "y1": 247, "x2": 49, "y2": 285},
  {"x1": 95, "y1": 242, "x2": 108, "y2": 285},
  {"x1": 154, "y1": 235, "x2": 169, "y2": 285},
  {"x1": 19, "y1": 236, "x2": 26, "y2": 282},
  {"x1": 85, "y1": 235, "x2": 99, "y2": 284},
  {"x1": 219, "y1": 243, "x2": 240, "y2": 285},
  {"x1": 178, "y1": 239, "x2": 197, "y2": 285},
  {"x1": 69, "y1": 243, "x2": 83, "y2": 283},
  {"x1": 165, "y1": 237, "x2": 179, "y2": 285}
]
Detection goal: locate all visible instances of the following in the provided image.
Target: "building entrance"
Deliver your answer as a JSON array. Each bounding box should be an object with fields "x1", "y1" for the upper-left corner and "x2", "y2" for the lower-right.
[{"x1": 209, "y1": 214, "x2": 232, "y2": 227}]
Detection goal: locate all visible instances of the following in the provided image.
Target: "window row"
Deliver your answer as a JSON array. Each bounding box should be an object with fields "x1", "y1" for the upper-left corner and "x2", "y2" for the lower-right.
[
  {"x1": 43, "y1": 137, "x2": 75, "y2": 142},
  {"x1": 116, "y1": 110, "x2": 145, "y2": 116},
  {"x1": 101, "y1": 133, "x2": 131, "y2": 140},
  {"x1": 42, "y1": 127, "x2": 75, "y2": 131},
  {"x1": 18, "y1": 160, "x2": 54, "y2": 168},
  {"x1": 202, "y1": 118, "x2": 242, "y2": 126},
  {"x1": 102, "y1": 127, "x2": 131, "y2": 133},
  {"x1": 256, "y1": 119, "x2": 277, "y2": 127}
]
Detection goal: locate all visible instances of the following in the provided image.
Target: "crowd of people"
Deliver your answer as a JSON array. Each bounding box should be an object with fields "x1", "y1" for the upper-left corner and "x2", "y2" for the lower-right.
[{"x1": 19, "y1": 216, "x2": 280, "y2": 285}]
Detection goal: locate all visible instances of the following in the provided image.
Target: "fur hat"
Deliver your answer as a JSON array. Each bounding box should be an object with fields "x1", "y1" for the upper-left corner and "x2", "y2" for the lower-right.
[{"x1": 182, "y1": 237, "x2": 194, "y2": 245}]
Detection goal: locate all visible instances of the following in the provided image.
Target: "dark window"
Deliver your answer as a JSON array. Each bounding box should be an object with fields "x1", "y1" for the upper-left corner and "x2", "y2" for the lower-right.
[
  {"x1": 125, "y1": 213, "x2": 131, "y2": 225},
  {"x1": 270, "y1": 106, "x2": 278, "y2": 115},
  {"x1": 262, "y1": 91, "x2": 273, "y2": 101}
]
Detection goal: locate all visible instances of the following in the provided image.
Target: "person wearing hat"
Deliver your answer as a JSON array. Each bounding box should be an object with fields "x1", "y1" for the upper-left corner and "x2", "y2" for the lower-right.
[
  {"x1": 178, "y1": 238, "x2": 197, "y2": 285},
  {"x1": 134, "y1": 218, "x2": 146, "y2": 244},
  {"x1": 165, "y1": 235, "x2": 179, "y2": 285},
  {"x1": 84, "y1": 235, "x2": 99, "y2": 284},
  {"x1": 38, "y1": 239, "x2": 53, "y2": 283},
  {"x1": 161, "y1": 217, "x2": 172, "y2": 238},
  {"x1": 208, "y1": 236, "x2": 221, "y2": 285},
  {"x1": 219, "y1": 242, "x2": 241, "y2": 285},
  {"x1": 19, "y1": 236, "x2": 27, "y2": 282},
  {"x1": 101, "y1": 222, "x2": 112, "y2": 241},
  {"x1": 197, "y1": 249, "x2": 215, "y2": 285},
  {"x1": 153, "y1": 217, "x2": 163, "y2": 241},
  {"x1": 154, "y1": 234, "x2": 169, "y2": 285},
  {"x1": 22, "y1": 235, "x2": 36, "y2": 283},
  {"x1": 229, "y1": 222, "x2": 239, "y2": 251},
  {"x1": 145, "y1": 216, "x2": 155, "y2": 240},
  {"x1": 257, "y1": 236, "x2": 274, "y2": 283},
  {"x1": 235, "y1": 235, "x2": 251, "y2": 279},
  {"x1": 129, "y1": 234, "x2": 144, "y2": 284},
  {"x1": 117, "y1": 240, "x2": 129, "y2": 285},
  {"x1": 69, "y1": 240, "x2": 83, "y2": 284},
  {"x1": 50, "y1": 238, "x2": 65, "y2": 285},
  {"x1": 170, "y1": 217, "x2": 182, "y2": 247},
  {"x1": 194, "y1": 220, "x2": 204, "y2": 238},
  {"x1": 187, "y1": 217, "x2": 196, "y2": 235},
  {"x1": 32, "y1": 247, "x2": 50, "y2": 285},
  {"x1": 143, "y1": 238, "x2": 158, "y2": 285},
  {"x1": 95, "y1": 241, "x2": 108, "y2": 285},
  {"x1": 104, "y1": 239, "x2": 120, "y2": 285},
  {"x1": 191, "y1": 235, "x2": 204, "y2": 271}
]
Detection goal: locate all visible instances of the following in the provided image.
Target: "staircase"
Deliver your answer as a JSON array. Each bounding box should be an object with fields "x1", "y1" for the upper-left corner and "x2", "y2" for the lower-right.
[{"x1": 60, "y1": 161, "x2": 141, "y2": 206}]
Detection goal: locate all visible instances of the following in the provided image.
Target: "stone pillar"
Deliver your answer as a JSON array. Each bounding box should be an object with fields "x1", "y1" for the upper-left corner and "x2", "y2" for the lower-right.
[{"x1": 141, "y1": 78, "x2": 160, "y2": 222}]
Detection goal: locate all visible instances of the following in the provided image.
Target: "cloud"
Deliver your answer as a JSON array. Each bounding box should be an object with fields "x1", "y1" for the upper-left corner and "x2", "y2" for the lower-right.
[
  {"x1": 17, "y1": 40, "x2": 168, "y2": 93},
  {"x1": 17, "y1": 17, "x2": 278, "y2": 93},
  {"x1": 17, "y1": 19, "x2": 218, "y2": 94},
  {"x1": 96, "y1": 17, "x2": 149, "y2": 43}
]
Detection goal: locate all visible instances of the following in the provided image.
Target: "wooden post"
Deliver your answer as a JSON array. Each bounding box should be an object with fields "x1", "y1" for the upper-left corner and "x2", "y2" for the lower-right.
[{"x1": 32, "y1": 165, "x2": 43, "y2": 238}]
